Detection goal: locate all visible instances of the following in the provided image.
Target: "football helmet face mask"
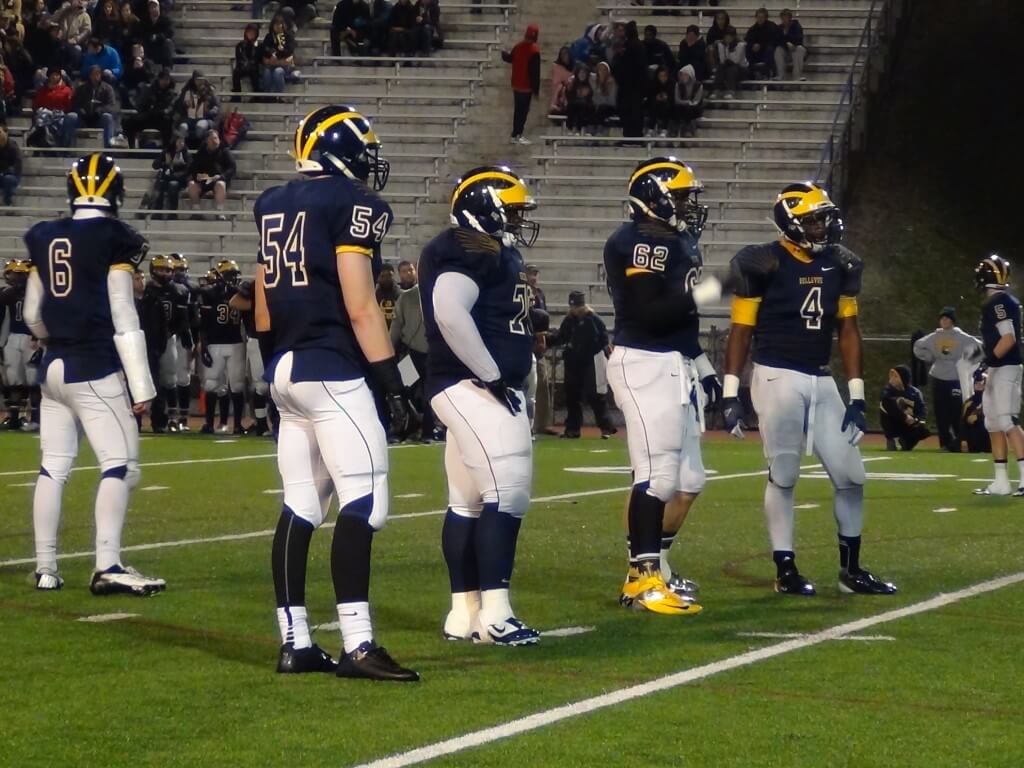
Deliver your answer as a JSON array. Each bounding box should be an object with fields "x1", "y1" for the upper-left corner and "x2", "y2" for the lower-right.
[
  {"x1": 975, "y1": 254, "x2": 1011, "y2": 291},
  {"x1": 150, "y1": 254, "x2": 173, "y2": 285},
  {"x1": 293, "y1": 105, "x2": 390, "y2": 190},
  {"x1": 205, "y1": 268, "x2": 223, "y2": 287},
  {"x1": 215, "y1": 259, "x2": 241, "y2": 287},
  {"x1": 628, "y1": 157, "x2": 708, "y2": 237},
  {"x1": 67, "y1": 153, "x2": 125, "y2": 214},
  {"x1": 774, "y1": 182, "x2": 843, "y2": 254},
  {"x1": 170, "y1": 253, "x2": 189, "y2": 283},
  {"x1": 3, "y1": 258, "x2": 30, "y2": 288},
  {"x1": 450, "y1": 166, "x2": 539, "y2": 248}
]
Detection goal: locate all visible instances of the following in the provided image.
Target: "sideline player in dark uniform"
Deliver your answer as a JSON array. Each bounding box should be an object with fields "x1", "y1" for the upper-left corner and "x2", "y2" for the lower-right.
[
  {"x1": 604, "y1": 157, "x2": 721, "y2": 616},
  {"x1": 144, "y1": 254, "x2": 191, "y2": 432},
  {"x1": 723, "y1": 181, "x2": 896, "y2": 596},
  {"x1": 971, "y1": 255, "x2": 1024, "y2": 496},
  {"x1": 229, "y1": 277, "x2": 272, "y2": 435},
  {"x1": 254, "y1": 105, "x2": 417, "y2": 681},
  {"x1": 1, "y1": 259, "x2": 41, "y2": 430},
  {"x1": 420, "y1": 165, "x2": 541, "y2": 646},
  {"x1": 23, "y1": 153, "x2": 165, "y2": 595},
  {"x1": 170, "y1": 254, "x2": 198, "y2": 431},
  {"x1": 199, "y1": 260, "x2": 246, "y2": 434}
]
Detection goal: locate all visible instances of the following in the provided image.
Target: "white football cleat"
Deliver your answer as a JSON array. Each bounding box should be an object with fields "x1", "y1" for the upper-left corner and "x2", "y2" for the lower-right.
[
  {"x1": 35, "y1": 569, "x2": 64, "y2": 591},
  {"x1": 90, "y1": 565, "x2": 166, "y2": 596},
  {"x1": 974, "y1": 482, "x2": 1011, "y2": 496},
  {"x1": 483, "y1": 617, "x2": 540, "y2": 646}
]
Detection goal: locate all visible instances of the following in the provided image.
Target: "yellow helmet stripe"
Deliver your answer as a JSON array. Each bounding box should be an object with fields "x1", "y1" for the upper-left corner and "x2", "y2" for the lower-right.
[
  {"x1": 778, "y1": 185, "x2": 833, "y2": 217},
  {"x1": 86, "y1": 153, "x2": 100, "y2": 196},
  {"x1": 298, "y1": 112, "x2": 365, "y2": 162},
  {"x1": 452, "y1": 171, "x2": 526, "y2": 211},
  {"x1": 984, "y1": 257, "x2": 1006, "y2": 285},
  {"x1": 94, "y1": 162, "x2": 118, "y2": 198},
  {"x1": 70, "y1": 162, "x2": 88, "y2": 198},
  {"x1": 629, "y1": 161, "x2": 685, "y2": 185}
]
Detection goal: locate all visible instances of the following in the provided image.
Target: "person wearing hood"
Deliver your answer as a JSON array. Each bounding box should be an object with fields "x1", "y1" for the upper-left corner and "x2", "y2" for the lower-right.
[
  {"x1": 549, "y1": 45, "x2": 573, "y2": 115},
  {"x1": 913, "y1": 306, "x2": 983, "y2": 451},
  {"x1": 232, "y1": 22, "x2": 262, "y2": 95},
  {"x1": 564, "y1": 62, "x2": 594, "y2": 136},
  {"x1": 590, "y1": 59, "x2": 617, "y2": 134},
  {"x1": 501, "y1": 23, "x2": 540, "y2": 145},
  {"x1": 879, "y1": 365, "x2": 930, "y2": 451},
  {"x1": 674, "y1": 63, "x2": 703, "y2": 137},
  {"x1": 645, "y1": 64, "x2": 673, "y2": 137},
  {"x1": 174, "y1": 69, "x2": 220, "y2": 146}
]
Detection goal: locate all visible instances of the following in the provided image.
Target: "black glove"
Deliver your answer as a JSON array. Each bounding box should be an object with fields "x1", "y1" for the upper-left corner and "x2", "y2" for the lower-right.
[
  {"x1": 722, "y1": 396, "x2": 746, "y2": 436},
  {"x1": 27, "y1": 347, "x2": 43, "y2": 367},
  {"x1": 384, "y1": 392, "x2": 410, "y2": 436},
  {"x1": 200, "y1": 347, "x2": 213, "y2": 368},
  {"x1": 369, "y1": 358, "x2": 411, "y2": 436},
  {"x1": 701, "y1": 374, "x2": 722, "y2": 408},
  {"x1": 842, "y1": 399, "x2": 867, "y2": 443},
  {"x1": 474, "y1": 378, "x2": 522, "y2": 415},
  {"x1": 180, "y1": 329, "x2": 194, "y2": 351}
]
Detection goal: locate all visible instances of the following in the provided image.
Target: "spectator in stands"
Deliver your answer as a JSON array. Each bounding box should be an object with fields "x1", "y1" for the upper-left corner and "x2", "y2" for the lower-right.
[
  {"x1": 590, "y1": 60, "x2": 616, "y2": 134},
  {"x1": 80, "y1": 35, "x2": 121, "y2": 82},
  {"x1": 879, "y1": 365, "x2": 930, "y2": 452},
  {"x1": 774, "y1": 9, "x2": 807, "y2": 81},
  {"x1": 24, "y1": 1, "x2": 54, "y2": 66},
  {"x1": 149, "y1": 132, "x2": 189, "y2": 216},
  {"x1": 744, "y1": 7, "x2": 778, "y2": 80},
  {"x1": 548, "y1": 45, "x2": 573, "y2": 116},
  {"x1": 30, "y1": 24, "x2": 73, "y2": 89},
  {"x1": 118, "y1": 1, "x2": 141, "y2": 51},
  {"x1": 92, "y1": 0, "x2": 123, "y2": 54},
  {"x1": 0, "y1": 125, "x2": 21, "y2": 205},
  {"x1": 501, "y1": 22, "x2": 540, "y2": 145},
  {"x1": 642, "y1": 24, "x2": 674, "y2": 74},
  {"x1": 397, "y1": 259, "x2": 416, "y2": 290},
  {"x1": 260, "y1": 12, "x2": 296, "y2": 92},
  {"x1": 705, "y1": 9, "x2": 730, "y2": 69},
  {"x1": 674, "y1": 63, "x2": 703, "y2": 136},
  {"x1": 613, "y1": 20, "x2": 647, "y2": 139},
  {"x1": 71, "y1": 65, "x2": 125, "y2": 146},
  {"x1": 418, "y1": 0, "x2": 441, "y2": 53},
  {"x1": 526, "y1": 264, "x2": 555, "y2": 434},
  {"x1": 645, "y1": 65, "x2": 674, "y2": 137},
  {"x1": 385, "y1": 0, "x2": 422, "y2": 57},
  {"x1": 139, "y1": 0, "x2": 173, "y2": 68},
  {"x1": 232, "y1": 23, "x2": 261, "y2": 95},
  {"x1": 367, "y1": 0, "x2": 391, "y2": 55},
  {"x1": 564, "y1": 63, "x2": 594, "y2": 136},
  {"x1": 677, "y1": 24, "x2": 708, "y2": 82},
  {"x1": 175, "y1": 70, "x2": 219, "y2": 147},
  {"x1": 186, "y1": 128, "x2": 235, "y2": 220},
  {"x1": 32, "y1": 66, "x2": 77, "y2": 146},
  {"x1": 52, "y1": 0, "x2": 90, "y2": 67},
  {"x1": 120, "y1": 42, "x2": 154, "y2": 109},
  {"x1": 712, "y1": 26, "x2": 745, "y2": 99},
  {"x1": 375, "y1": 263, "x2": 400, "y2": 328},
  {"x1": 330, "y1": 0, "x2": 370, "y2": 57},
  {"x1": 124, "y1": 66, "x2": 174, "y2": 147}
]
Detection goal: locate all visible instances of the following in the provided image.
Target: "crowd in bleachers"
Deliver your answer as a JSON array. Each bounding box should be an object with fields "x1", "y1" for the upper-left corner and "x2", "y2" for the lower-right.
[
  {"x1": 548, "y1": 7, "x2": 809, "y2": 138},
  {"x1": 329, "y1": 0, "x2": 443, "y2": 58}
]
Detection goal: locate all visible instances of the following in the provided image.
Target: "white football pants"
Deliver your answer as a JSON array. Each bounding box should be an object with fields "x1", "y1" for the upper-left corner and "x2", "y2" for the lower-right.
[{"x1": 203, "y1": 342, "x2": 246, "y2": 395}]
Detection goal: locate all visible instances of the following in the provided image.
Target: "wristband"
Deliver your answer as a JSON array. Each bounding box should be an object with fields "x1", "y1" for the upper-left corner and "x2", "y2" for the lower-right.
[
  {"x1": 693, "y1": 352, "x2": 716, "y2": 380},
  {"x1": 369, "y1": 357, "x2": 404, "y2": 397},
  {"x1": 848, "y1": 377, "x2": 865, "y2": 401},
  {"x1": 723, "y1": 373, "x2": 740, "y2": 399}
]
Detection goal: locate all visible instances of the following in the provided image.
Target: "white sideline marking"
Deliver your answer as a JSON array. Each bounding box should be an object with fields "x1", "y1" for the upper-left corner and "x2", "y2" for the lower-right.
[
  {"x1": 793, "y1": 503, "x2": 819, "y2": 510},
  {"x1": 262, "y1": 489, "x2": 284, "y2": 495},
  {"x1": 542, "y1": 626, "x2": 595, "y2": 638},
  {"x1": 972, "y1": 458, "x2": 989, "y2": 463},
  {"x1": 737, "y1": 631, "x2": 894, "y2": 642},
  {"x1": 7, "y1": 481, "x2": 35, "y2": 488},
  {"x1": 395, "y1": 493, "x2": 425, "y2": 499},
  {"x1": 313, "y1": 620, "x2": 340, "y2": 633},
  {"x1": 933, "y1": 507, "x2": 958, "y2": 514},
  {"x1": 0, "y1": 452, "x2": 278, "y2": 478},
  {"x1": 353, "y1": 571, "x2": 1024, "y2": 768},
  {"x1": 140, "y1": 485, "x2": 169, "y2": 492},
  {"x1": 214, "y1": 439, "x2": 238, "y2": 444},
  {"x1": 77, "y1": 612, "x2": 139, "y2": 623}
]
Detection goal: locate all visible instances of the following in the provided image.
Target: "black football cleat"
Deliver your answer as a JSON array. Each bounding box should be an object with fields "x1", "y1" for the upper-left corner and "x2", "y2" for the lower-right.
[
  {"x1": 336, "y1": 642, "x2": 419, "y2": 682},
  {"x1": 775, "y1": 568, "x2": 817, "y2": 596},
  {"x1": 277, "y1": 643, "x2": 338, "y2": 674},
  {"x1": 838, "y1": 568, "x2": 898, "y2": 595}
]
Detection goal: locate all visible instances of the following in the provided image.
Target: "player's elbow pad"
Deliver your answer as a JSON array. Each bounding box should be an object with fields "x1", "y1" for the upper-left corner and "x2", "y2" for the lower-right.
[{"x1": 114, "y1": 329, "x2": 157, "y2": 403}]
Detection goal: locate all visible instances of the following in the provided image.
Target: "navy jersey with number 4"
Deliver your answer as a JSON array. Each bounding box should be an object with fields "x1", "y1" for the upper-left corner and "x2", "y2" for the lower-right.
[
  {"x1": 253, "y1": 175, "x2": 390, "y2": 382},
  {"x1": 980, "y1": 290, "x2": 1022, "y2": 367},
  {"x1": 730, "y1": 241, "x2": 862, "y2": 374},
  {"x1": 200, "y1": 284, "x2": 243, "y2": 345},
  {"x1": 604, "y1": 220, "x2": 703, "y2": 356},
  {"x1": 419, "y1": 228, "x2": 534, "y2": 399},
  {"x1": 25, "y1": 216, "x2": 147, "y2": 382}
]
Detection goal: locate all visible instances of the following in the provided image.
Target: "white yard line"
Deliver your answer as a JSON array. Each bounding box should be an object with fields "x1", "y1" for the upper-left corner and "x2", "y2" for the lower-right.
[
  {"x1": 736, "y1": 631, "x2": 894, "y2": 642},
  {"x1": 352, "y1": 571, "x2": 1024, "y2": 768},
  {"x1": 77, "y1": 613, "x2": 139, "y2": 623},
  {"x1": 542, "y1": 626, "x2": 596, "y2": 638}
]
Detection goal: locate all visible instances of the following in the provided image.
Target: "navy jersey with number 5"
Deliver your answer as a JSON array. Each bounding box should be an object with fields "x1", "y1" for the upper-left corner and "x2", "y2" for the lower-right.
[
  {"x1": 25, "y1": 216, "x2": 147, "y2": 382},
  {"x1": 419, "y1": 228, "x2": 534, "y2": 399},
  {"x1": 730, "y1": 241, "x2": 862, "y2": 375},
  {"x1": 603, "y1": 220, "x2": 703, "y2": 356},
  {"x1": 980, "y1": 290, "x2": 1022, "y2": 367},
  {"x1": 253, "y1": 174, "x2": 390, "y2": 382}
]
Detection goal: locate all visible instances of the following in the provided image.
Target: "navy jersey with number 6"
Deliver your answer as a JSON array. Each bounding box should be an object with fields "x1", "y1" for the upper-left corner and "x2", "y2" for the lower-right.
[
  {"x1": 253, "y1": 174, "x2": 390, "y2": 382},
  {"x1": 603, "y1": 220, "x2": 703, "y2": 356},
  {"x1": 980, "y1": 290, "x2": 1022, "y2": 367},
  {"x1": 25, "y1": 216, "x2": 147, "y2": 382},
  {"x1": 730, "y1": 241, "x2": 862, "y2": 375},
  {"x1": 419, "y1": 228, "x2": 534, "y2": 399}
]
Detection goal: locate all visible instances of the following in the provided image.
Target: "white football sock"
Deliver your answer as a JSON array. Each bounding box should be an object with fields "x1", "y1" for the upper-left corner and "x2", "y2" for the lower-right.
[
  {"x1": 337, "y1": 601, "x2": 373, "y2": 654},
  {"x1": 276, "y1": 606, "x2": 311, "y2": 649},
  {"x1": 659, "y1": 534, "x2": 675, "y2": 579},
  {"x1": 444, "y1": 590, "x2": 481, "y2": 637},
  {"x1": 33, "y1": 474, "x2": 63, "y2": 573},
  {"x1": 480, "y1": 588, "x2": 513, "y2": 629},
  {"x1": 1016, "y1": 459, "x2": 1024, "y2": 488},
  {"x1": 833, "y1": 485, "x2": 864, "y2": 538},
  {"x1": 94, "y1": 476, "x2": 128, "y2": 571},
  {"x1": 764, "y1": 482, "x2": 796, "y2": 552},
  {"x1": 994, "y1": 461, "x2": 1009, "y2": 488}
]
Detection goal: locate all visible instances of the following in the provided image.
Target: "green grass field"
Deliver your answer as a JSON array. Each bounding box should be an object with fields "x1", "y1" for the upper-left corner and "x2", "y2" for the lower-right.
[{"x1": 1, "y1": 430, "x2": 1022, "y2": 767}]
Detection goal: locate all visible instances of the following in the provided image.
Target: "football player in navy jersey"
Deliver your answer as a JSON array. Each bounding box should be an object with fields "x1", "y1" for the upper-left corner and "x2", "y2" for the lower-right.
[
  {"x1": 604, "y1": 158, "x2": 721, "y2": 616},
  {"x1": 144, "y1": 254, "x2": 191, "y2": 432},
  {"x1": 170, "y1": 254, "x2": 198, "y2": 431},
  {"x1": 723, "y1": 182, "x2": 896, "y2": 596},
  {"x1": 970, "y1": 255, "x2": 1024, "y2": 496},
  {"x1": 419, "y1": 166, "x2": 541, "y2": 646},
  {"x1": 1, "y1": 259, "x2": 40, "y2": 430},
  {"x1": 254, "y1": 105, "x2": 417, "y2": 681},
  {"x1": 199, "y1": 260, "x2": 246, "y2": 434},
  {"x1": 228, "y1": 277, "x2": 272, "y2": 436},
  {"x1": 22, "y1": 153, "x2": 166, "y2": 596}
]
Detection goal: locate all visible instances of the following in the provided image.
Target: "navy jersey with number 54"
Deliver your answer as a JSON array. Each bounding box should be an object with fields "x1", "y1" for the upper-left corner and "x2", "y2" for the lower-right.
[
  {"x1": 419, "y1": 228, "x2": 534, "y2": 399},
  {"x1": 253, "y1": 174, "x2": 390, "y2": 382},
  {"x1": 980, "y1": 290, "x2": 1022, "y2": 367},
  {"x1": 25, "y1": 216, "x2": 147, "y2": 382}
]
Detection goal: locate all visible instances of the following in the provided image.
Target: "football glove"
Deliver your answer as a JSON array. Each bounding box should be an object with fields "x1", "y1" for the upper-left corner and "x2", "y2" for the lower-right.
[
  {"x1": 200, "y1": 347, "x2": 213, "y2": 368},
  {"x1": 722, "y1": 396, "x2": 746, "y2": 438},
  {"x1": 474, "y1": 378, "x2": 522, "y2": 416},
  {"x1": 27, "y1": 348, "x2": 43, "y2": 367},
  {"x1": 384, "y1": 392, "x2": 411, "y2": 437},
  {"x1": 701, "y1": 374, "x2": 722, "y2": 408},
  {"x1": 842, "y1": 399, "x2": 866, "y2": 445}
]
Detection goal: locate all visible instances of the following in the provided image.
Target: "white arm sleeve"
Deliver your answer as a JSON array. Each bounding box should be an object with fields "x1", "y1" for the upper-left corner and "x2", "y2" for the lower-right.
[
  {"x1": 108, "y1": 268, "x2": 156, "y2": 403},
  {"x1": 996, "y1": 319, "x2": 1015, "y2": 338},
  {"x1": 23, "y1": 270, "x2": 48, "y2": 340},
  {"x1": 433, "y1": 271, "x2": 501, "y2": 383}
]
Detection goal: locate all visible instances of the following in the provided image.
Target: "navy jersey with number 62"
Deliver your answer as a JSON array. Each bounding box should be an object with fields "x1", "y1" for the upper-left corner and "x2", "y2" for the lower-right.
[
  {"x1": 253, "y1": 175, "x2": 390, "y2": 382},
  {"x1": 419, "y1": 228, "x2": 534, "y2": 399},
  {"x1": 25, "y1": 216, "x2": 147, "y2": 382},
  {"x1": 980, "y1": 290, "x2": 1022, "y2": 367}
]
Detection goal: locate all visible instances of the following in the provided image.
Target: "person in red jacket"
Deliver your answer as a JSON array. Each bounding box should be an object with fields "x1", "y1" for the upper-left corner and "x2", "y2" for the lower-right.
[
  {"x1": 501, "y1": 23, "x2": 540, "y2": 145},
  {"x1": 31, "y1": 68, "x2": 78, "y2": 147}
]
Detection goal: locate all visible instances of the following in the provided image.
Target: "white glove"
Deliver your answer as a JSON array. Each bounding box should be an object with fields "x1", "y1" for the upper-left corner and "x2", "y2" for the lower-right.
[{"x1": 692, "y1": 276, "x2": 722, "y2": 309}]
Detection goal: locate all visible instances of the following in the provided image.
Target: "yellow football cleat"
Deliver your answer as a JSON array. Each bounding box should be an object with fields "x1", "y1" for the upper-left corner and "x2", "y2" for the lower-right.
[{"x1": 620, "y1": 569, "x2": 703, "y2": 615}]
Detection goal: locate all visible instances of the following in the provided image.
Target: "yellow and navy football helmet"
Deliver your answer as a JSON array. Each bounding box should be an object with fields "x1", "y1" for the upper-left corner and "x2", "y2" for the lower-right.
[
  {"x1": 150, "y1": 254, "x2": 174, "y2": 283},
  {"x1": 450, "y1": 166, "x2": 539, "y2": 248},
  {"x1": 215, "y1": 259, "x2": 241, "y2": 287},
  {"x1": 204, "y1": 267, "x2": 222, "y2": 287},
  {"x1": 3, "y1": 258, "x2": 30, "y2": 288},
  {"x1": 170, "y1": 253, "x2": 189, "y2": 283},
  {"x1": 774, "y1": 182, "x2": 843, "y2": 254},
  {"x1": 293, "y1": 105, "x2": 390, "y2": 190},
  {"x1": 628, "y1": 157, "x2": 707, "y2": 237},
  {"x1": 975, "y1": 254, "x2": 1011, "y2": 291},
  {"x1": 67, "y1": 153, "x2": 125, "y2": 214}
]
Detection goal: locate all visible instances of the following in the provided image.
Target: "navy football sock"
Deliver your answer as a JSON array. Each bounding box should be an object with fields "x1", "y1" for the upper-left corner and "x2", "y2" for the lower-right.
[
  {"x1": 271, "y1": 506, "x2": 314, "y2": 607},
  {"x1": 839, "y1": 535, "x2": 861, "y2": 573},
  {"x1": 231, "y1": 392, "x2": 245, "y2": 429},
  {"x1": 332, "y1": 495, "x2": 374, "y2": 603},
  {"x1": 627, "y1": 483, "x2": 664, "y2": 569},
  {"x1": 773, "y1": 550, "x2": 797, "y2": 577},
  {"x1": 442, "y1": 509, "x2": 480, "y2": 592},
  {"x1": 218, "y1": 394, "x2": 230, "y2": 426},
  {"x1": 204, "y1": 397, "x2": 215, "y2": 429},
  {"x1": 475, "y1": 503, "x2": 521, "y2": 591},
  {"x1": 177, "y1": 386, "x2": 191, "y2": 421}
]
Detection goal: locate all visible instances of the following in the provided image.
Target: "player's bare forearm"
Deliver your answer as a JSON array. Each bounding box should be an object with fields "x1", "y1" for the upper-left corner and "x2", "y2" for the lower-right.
[
  {"x1": 337, "y1": 250, "x2": 395, "y2": 363},
  {"x1": 837, "y1": 315, "x2": 863, "y2": 380},
  {"x1": 724, "y1": 323, "x2": 753, "y2": 376},
  {"x1": 254, "y1": 266, "x2": 271, "y2": 332},
  {"x1": 229, "y1": 293, "x2": 252, "y2": 312},
  {"x1": 993, "y1": 334, "x2": 1016, "y2": 360}
]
